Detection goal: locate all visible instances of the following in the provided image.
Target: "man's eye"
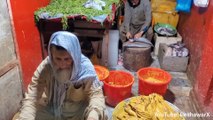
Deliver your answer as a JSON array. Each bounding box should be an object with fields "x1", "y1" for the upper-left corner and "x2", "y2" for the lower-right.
[
  {"x1": 64, "y1": 58, "x2": 70, "y2": 61},
  {"x1": 56, "y1": 58, "x2": 61, "y2": 61}
]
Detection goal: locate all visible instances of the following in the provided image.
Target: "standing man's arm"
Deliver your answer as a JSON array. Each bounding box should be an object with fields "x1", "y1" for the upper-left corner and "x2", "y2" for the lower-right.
[
  {"x1": 140, "y1": 0, "x2": 151, "y2": 33},
  {"x1": 123, "y1": 2, "x2": 133, "y2": 39}
]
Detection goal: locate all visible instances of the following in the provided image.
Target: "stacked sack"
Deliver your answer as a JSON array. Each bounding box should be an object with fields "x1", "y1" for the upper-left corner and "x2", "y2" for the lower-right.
[{"x1": 164, "y1": 42, "x2": 189, "y2": 57}]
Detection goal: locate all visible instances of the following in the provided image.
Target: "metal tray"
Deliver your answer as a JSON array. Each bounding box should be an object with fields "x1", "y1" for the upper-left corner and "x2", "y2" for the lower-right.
[{"x1": 154, "y1": 23, "x2": 177, "y2": 36}]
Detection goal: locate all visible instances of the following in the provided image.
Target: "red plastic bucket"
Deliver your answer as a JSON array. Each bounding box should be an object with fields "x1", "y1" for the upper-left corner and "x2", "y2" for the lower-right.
[
  {"x1": 137, "y1": 67, "x2": 172, "y2": 95},
  {"x1": 94, "y1": 65, "x2": 109, "y2": 81},
  {"x1": 103, "y1": 70, "x2": 134, "y2": 107}
]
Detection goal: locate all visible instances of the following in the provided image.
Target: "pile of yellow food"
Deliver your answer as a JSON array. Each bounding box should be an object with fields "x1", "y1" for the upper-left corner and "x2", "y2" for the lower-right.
[
  {"x1": 144, "y1": 77, "x2": 164, "y2": 83},
  {"x1": 96, "y1": 70, "x2": 107, "y2": 80},
  {"x1": 113, "y1": 93, "x2": 185, "y2": 120},
  {"x1": 94, "y1": 65, "x2": 109, "y2": 81}
]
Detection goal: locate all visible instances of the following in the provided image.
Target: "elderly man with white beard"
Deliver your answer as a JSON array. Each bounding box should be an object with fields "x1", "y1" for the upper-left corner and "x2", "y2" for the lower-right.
[{"x1": 16, "y1": 31, "x2": 107, "y2": 120}]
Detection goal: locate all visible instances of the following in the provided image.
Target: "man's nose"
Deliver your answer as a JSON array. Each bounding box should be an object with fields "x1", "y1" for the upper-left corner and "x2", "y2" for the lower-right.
[{"x1": 59, "y1": 61, "x2": 67, "y2": 69}]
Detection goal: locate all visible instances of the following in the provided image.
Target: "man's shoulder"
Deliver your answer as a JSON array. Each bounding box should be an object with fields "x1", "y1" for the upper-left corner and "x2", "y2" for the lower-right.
[{"x1": 142, "y1": 0, "x2": 151, "y2": 5}]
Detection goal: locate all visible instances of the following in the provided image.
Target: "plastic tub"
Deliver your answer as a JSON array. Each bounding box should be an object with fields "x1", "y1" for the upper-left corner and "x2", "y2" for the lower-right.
[
  {"x1": 103, "y1": 70, "x2": 134, "y2": 107},
  {"x1": 94, "y1": 65, "x2": 109, "y2": 81},
  {"x1": 137, "y1": 67, "x2": 172, "y2": 95}
]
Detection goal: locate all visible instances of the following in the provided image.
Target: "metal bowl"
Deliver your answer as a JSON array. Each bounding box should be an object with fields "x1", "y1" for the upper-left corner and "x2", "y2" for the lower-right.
[{"x1": 154, "y1": 23, "x2": 177, "y2": 36}]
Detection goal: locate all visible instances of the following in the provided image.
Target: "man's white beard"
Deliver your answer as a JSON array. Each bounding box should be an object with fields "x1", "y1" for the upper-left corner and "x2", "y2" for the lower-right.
[{"x1": 53, "y1": 67, "x2": 72, "y2": 83}]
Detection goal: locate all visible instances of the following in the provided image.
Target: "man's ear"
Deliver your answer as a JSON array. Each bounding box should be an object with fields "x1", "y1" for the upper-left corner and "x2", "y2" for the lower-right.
[
  {"x1": 50, "y1": 47, "x2": 53, "y2": 58},
  {"x1": 50, "y1": 45, "x2": 56, "y2": 57}
]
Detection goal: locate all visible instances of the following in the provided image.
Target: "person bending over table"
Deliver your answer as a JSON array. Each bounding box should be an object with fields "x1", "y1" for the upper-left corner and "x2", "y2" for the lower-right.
[
  {"x1": 120, "y1": 0, "x2": 153, "y2": 43},
  {"x1": 16, "y1": 31, "x2": 107, "y2": 120}
]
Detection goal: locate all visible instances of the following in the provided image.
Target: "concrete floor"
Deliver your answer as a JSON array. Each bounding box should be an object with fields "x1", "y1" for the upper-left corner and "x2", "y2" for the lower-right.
[{"x1": 104, "y1": 55, "x2": 204, "y2": 120}]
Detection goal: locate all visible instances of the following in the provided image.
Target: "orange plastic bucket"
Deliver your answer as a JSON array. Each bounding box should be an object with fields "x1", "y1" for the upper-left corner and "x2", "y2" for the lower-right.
[
  {"x1": 137, "y1": 67, "x2": 172, "y2": 95},
  {"x1": 103, "y1": 70, "x2": 134, "y2": 107},
  {"x1": 94, "y1": 65, "x2": 109, "y2": 81}
]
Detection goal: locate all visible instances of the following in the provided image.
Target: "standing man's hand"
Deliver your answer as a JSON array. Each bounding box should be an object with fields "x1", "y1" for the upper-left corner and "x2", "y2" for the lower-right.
[
  {"x1": 126, "y1": 32, "x2": 132, "y2": 39},
  {"x1": 134, "y1": 31, "x2": 144, "y2": 39}
]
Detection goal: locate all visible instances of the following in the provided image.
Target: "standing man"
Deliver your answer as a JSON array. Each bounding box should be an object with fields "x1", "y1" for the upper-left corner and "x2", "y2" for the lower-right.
[
  {"x1": 120, "y1": 0, "x2": 153, "y2": 42},
  {"x1": 17, "y1": 31, "x2": 107, "y2": 120}
]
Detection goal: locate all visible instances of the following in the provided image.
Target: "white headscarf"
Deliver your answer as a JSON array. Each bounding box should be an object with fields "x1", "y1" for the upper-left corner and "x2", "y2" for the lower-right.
[{"x1": 47, "y1": 31, "x2": 101, "y2": 117}]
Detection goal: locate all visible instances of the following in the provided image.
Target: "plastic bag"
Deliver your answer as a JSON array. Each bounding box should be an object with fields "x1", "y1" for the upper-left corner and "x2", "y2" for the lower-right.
[
  {"x1": 194, "y1": 0, "x2": 209, "y2": 7},
  {"x1": 176, "y1": 0, "x2": 192, "y2": 13},
  {"x1": 83, "y1": 0, "x2": 106, "y2": 10}
]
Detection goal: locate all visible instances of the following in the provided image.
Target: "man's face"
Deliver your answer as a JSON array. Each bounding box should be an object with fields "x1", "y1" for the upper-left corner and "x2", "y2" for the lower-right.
[{"x1": 51, "y1": 46, "x2": 73, "y2": 70}]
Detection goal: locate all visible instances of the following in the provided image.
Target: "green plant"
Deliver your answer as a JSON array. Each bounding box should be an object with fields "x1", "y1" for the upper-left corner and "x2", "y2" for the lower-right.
[{"x1": 34, "y1": 0, "x2": 119, "y2": 30}]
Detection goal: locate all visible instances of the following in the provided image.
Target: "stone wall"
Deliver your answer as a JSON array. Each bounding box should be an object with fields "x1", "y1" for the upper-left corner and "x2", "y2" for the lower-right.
[{"x1": 0, "y1": 0, "x2": 23, "y2": 119}]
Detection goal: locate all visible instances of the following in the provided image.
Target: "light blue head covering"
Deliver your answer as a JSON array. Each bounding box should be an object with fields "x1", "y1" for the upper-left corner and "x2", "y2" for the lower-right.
[{"x1": 47, "y1": 31, "x2": 101, "y2": 117}]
